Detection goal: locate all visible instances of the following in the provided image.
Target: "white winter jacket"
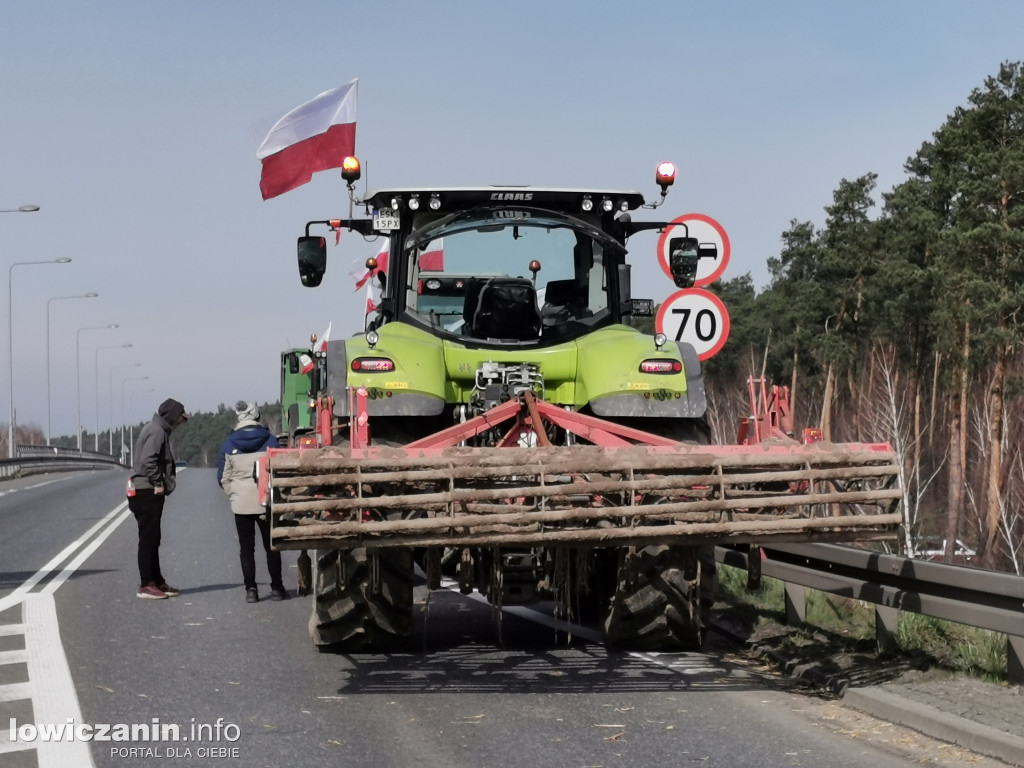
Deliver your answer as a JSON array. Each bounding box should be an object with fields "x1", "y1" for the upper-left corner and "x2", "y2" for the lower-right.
[{"x1": 221, "y1": 450, "x2": 267, "y2": 516}]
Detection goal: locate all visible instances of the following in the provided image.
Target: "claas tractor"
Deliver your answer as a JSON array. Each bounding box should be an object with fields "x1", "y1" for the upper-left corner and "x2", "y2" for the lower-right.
[{"x1": 262, "y1": 159, "x2": 901, "y2": 651}]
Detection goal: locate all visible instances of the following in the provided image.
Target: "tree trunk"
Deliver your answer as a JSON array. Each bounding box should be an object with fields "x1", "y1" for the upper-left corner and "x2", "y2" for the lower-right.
[
  {"x1": 944, "y1": 323, "x2": 970, "y2": 563},
  {"x1": 791, "y1": 325, "x2": 799, "y2": 424},
  {"x1": 981, "y1": 342, "x2": 1007, "y2": 569},
  {"x1": 928, "y1": 350, "x2": 941, "y2": 449},
  {"x1": 908, "y1": 362, "x2": 921, "y2": 556},
  {"x1": 820, "y1": 363, "x2": 834, "y2": 442}
]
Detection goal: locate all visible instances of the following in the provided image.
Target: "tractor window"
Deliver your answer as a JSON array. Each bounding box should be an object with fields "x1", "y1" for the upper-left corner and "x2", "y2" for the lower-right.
[{"x1": 404, "y1": 218, "x2": 609, "y2": 337}]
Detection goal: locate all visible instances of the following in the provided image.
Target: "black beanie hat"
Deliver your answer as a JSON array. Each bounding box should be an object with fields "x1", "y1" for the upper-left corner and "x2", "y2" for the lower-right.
[{"x1": 158, "y1": 398, "x2": 188, "y2": 423}]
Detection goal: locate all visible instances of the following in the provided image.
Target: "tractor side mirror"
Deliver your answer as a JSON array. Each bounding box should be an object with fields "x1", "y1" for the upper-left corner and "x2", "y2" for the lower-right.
[
  {"x1": 617, "y1": 264, "x2": 632, "y2": 315},
  {"x1": 297, "y1": 236, "x2": 327, "y2": 287},
  {"x1": 668, "y1": 236, "x2": 699, "y2": 288},
  {"x1": 630, "y1": 299, "x2": 655, "y2": 317}
]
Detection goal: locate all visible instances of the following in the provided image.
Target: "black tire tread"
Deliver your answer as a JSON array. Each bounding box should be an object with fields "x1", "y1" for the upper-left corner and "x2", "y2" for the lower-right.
[{"x1": 310, "y1": 548, "x2": 414, "y2": 651}]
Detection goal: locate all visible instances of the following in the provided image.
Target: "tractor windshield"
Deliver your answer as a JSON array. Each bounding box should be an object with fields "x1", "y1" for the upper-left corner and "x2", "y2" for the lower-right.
[{"x1": 402, "y1": 208, "x2": 621, "y2": 341}]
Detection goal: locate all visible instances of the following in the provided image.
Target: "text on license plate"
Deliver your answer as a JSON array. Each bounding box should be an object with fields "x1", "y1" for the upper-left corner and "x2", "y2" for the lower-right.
[{"x1": 373, "y1": 209, "x2": 400, "y2": 231}]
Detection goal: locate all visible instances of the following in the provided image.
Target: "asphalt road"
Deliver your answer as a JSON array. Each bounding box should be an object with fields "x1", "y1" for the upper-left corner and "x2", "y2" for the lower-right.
[{"x1": 0, "y1": 468, "x2": 1014, "y2": 767}]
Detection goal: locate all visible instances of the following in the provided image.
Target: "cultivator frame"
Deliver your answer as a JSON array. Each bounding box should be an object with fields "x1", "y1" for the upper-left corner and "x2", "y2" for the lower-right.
[{"x1": 266, "y1": 389, "x2": 902, "y2": 552}]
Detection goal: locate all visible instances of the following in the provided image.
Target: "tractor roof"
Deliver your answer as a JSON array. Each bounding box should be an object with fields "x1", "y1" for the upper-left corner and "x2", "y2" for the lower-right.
[{"x1": 361, "y1": 187, "x2": 647, "y2": 214}]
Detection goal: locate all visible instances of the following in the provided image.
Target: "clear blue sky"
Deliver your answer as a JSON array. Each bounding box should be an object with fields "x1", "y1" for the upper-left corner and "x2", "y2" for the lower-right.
[{"x1": 2, "y1": 0, "x2": 1022, "y2": 439}]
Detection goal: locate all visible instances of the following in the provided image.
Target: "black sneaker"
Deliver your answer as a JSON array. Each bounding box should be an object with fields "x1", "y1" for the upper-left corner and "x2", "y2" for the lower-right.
[
  {"x1": 246, "y1": 588, "x2": 259, "y2": 603},
  {"x1": 269, "y1": 587, "x2": 289, "y2": 601}
]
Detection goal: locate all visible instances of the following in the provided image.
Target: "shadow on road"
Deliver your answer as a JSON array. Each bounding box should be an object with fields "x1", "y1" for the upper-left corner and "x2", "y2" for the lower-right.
[{"x1": 321, "y1": 590, "x2": 811, "y2": 696}]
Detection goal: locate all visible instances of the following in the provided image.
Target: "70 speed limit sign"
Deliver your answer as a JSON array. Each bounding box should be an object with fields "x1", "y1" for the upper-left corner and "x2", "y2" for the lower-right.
[{"x1": 655, "y1": 288, "x2": 730, "y2": 361}]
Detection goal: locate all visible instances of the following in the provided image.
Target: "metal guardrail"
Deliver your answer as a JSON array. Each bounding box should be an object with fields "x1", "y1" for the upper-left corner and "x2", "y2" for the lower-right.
[
  {"x1": 0, "y1": 445, "x2": 123, "y2": 479},
  {"x1": 716, "y1": 543, "x2": 1024, "y2": 685}
]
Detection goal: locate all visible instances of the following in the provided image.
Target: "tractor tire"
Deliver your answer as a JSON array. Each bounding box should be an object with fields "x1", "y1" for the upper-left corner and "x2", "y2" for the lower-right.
[
  {"x1": 309, "y1": 548, "x2": 414, "y2": 652},
  {"x1": 601, "y1": 544, "x2": 713, "y2": 651}
]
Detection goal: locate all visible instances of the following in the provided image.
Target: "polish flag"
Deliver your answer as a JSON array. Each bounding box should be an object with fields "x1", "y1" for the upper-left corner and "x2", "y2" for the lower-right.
[
  {"x1": 258, "y1": 79, "x2": 358, "y2": 200},
  {"x1": 354, "y1": 240, "x2": 390, "y2": 290},
  {"x1": 315, "y1": 323, "x2": 332, "y2": 354},
  {"x1": 365, "y1": 282, "x2": 378, "y2": 314},
  {"x1": 299, "y1": 353, "x2": 314, "y2": 374}
]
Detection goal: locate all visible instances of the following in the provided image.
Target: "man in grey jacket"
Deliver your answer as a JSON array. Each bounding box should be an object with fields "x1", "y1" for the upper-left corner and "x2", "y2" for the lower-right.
[{"x1": 128, "y1": 397, "x2": 188, "y2": 599}]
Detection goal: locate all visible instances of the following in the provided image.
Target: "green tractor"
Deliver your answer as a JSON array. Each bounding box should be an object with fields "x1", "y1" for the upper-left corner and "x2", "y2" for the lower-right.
[
  {"x1": 279, "y1": 347, "x2": 316, "y2": 438},
  {"x1": 264, "y1": 161, "x2": 901, "y2": 651}
]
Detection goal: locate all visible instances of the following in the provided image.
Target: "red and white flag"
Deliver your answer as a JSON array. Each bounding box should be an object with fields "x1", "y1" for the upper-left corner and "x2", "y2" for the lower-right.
[
  {"x1": 316, "y1": 323, "x2": 332, "y2": 354},
  {"x1": 299, "y1": 353, "x2": 314, "y2": 374},
  {"x1": 354, "y1": 240, "x2": 390, "y2": 290},
  {"x1": 365, "y1": 282, "x2": 378, "y2": 314},
  {"x1": 257, "y1": 79, "x2": 358, "y2": 200}
]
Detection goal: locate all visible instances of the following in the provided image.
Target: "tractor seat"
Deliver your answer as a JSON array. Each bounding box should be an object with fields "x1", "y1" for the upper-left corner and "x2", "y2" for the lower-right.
[
  {"x1": 541, "y1": 279, "x2": 587, "y2": 327},
  {"x1": 462, "y1": 277, "x2": 541, "y2": 341}
]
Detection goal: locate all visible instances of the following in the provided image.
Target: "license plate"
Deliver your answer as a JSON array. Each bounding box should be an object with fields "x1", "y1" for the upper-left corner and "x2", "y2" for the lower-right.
[{"x1": 373, "y1": 208, "x2": 400, "y2": 231}]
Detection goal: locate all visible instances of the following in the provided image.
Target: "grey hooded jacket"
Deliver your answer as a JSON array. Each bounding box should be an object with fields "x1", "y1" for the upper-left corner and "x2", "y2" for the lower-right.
[{"x1": 130, "y1": 411, "x2": 178, "y2": 494}]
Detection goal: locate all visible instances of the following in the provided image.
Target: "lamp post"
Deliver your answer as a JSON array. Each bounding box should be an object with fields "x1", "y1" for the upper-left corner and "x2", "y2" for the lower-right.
[
  {"x1": 46, "y1": 292, "x2": 99, "y2": 445},
  {"x1": 8, "y1": 257, "x2": 71, "y2": 457},
  {"x1": 108, "y1": 363, "x2": 141, "y2": 455},
  {"x1": 0, "y1": 205, "x2": 40, "y2": 213},
  {"x1": 95, "y1": 344, "x2": 132, "y2": 451},
  {"x1": 120, "y1": 376, "x2": 149, "y2": 461},
  {"x1": 127, "y1": 387, "x2": 155, "y2": 467},
  {"x1": 76, "y1": 325, "x2": 118, "y2": 451}
]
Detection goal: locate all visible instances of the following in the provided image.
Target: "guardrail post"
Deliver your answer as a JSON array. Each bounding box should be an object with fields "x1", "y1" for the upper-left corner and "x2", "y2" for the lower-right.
[
  {"x1": 1009, "y1": 635, "x2": 1023, "y2": 686},
  {"x1": 875, "y1": 605, "x2": 899, "y2": 655},
  {"x1": 784, "y1": 583, "x2": 805, "y2": 624}
]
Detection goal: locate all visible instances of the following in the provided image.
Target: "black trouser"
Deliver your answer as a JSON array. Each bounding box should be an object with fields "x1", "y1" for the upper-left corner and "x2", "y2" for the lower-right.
[
  {"x1": 234, "y1": 513, "x2": 283, "y2": 591},
  {"x1": 129, "y1": 490, "x2": 166, "y2": 586}
]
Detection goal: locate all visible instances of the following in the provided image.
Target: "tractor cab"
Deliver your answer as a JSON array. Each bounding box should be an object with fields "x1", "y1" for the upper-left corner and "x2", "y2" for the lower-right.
[{"x1": 362, "y1": 187, "x2": 652, "y2": 346}]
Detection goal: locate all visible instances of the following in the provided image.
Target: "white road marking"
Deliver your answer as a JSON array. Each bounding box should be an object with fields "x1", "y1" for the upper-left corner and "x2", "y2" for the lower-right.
[
  {"x1": 0, "y1": 499, "x2": 128, "y2": 767},
  {"x1": 0, "y1": 474, "x2": 75, "y2": 497},
  {"x1": 40, "y1": 505, "x2": 131, "y2": 596},
  {"x1": 0, "y1": 501, "x2": 128, "y2": 614},
  {"x1": 23, "y1": 594, "x2": 94, "y2": 767}
]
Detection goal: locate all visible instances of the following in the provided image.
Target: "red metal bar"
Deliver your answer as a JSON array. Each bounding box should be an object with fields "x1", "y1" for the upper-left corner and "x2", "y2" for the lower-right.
[
  {"x1": 531, "y1": 399, "x2": 680, "y2": 446},
  {"x1": 351, "y1": 389, "x2": 369, "y2": 448},
  {"x1": 404, "y1": 398, "x2": 524, "y2": 450}
]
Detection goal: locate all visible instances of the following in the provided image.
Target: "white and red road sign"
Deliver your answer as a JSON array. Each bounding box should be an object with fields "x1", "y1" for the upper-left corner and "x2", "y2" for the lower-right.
[
  {"x1": 655, "y1": 288, "x2": 730, "y2": 361},
  {"x1": 657, "y1": 213, "x2": 730, "y2": 287}
]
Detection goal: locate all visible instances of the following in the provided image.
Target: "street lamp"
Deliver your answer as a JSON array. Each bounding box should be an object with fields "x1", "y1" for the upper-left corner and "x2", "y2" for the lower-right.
[
  {"x1": 108, "y1": 363, "x2": 141, "y2": 455},
  {"x1": 127, "y1": 387, "x2": 155, "y2": 467},
  {"x1": 8, "y1": 257, "x2": 71, "y2": 457},
  {"x1": 0, "y1": 205, "x2": 40, "y2": 213},
  {"x1": 120, "y1": 376, "x2": 149, "y2": 461},
  {"x1": 95, "y1": 344, "x2": 132, "y2": 451},
  {"x1": 46, "y1": 292, "x2": 99, "y2": 444},
  {"x1": 76, "y1": 325, "x2": 117, "y2": 451}
]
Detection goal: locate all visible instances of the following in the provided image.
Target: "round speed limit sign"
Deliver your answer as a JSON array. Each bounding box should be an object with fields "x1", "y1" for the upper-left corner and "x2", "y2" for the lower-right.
[{"x1": 655, "y1": 288, "x2": 730, "y2": 361}]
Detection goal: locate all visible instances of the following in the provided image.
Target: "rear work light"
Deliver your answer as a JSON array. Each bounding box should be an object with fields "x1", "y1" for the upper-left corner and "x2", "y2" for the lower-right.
[
  {"x1": 639, "y1": 359, "x2": 682, "y2": 374},
  {"x1": 351, "y1": 357, "x2": 395, "y2": 372}
]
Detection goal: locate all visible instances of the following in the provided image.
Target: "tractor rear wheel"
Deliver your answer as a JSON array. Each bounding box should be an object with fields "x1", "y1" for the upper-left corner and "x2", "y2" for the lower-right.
[
  {"x1": 310, "y1": 548, "x2": 414, "y2": 651},
  {"x1": 600, "y1": 544, "x2": 713, "y2": 651}
]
